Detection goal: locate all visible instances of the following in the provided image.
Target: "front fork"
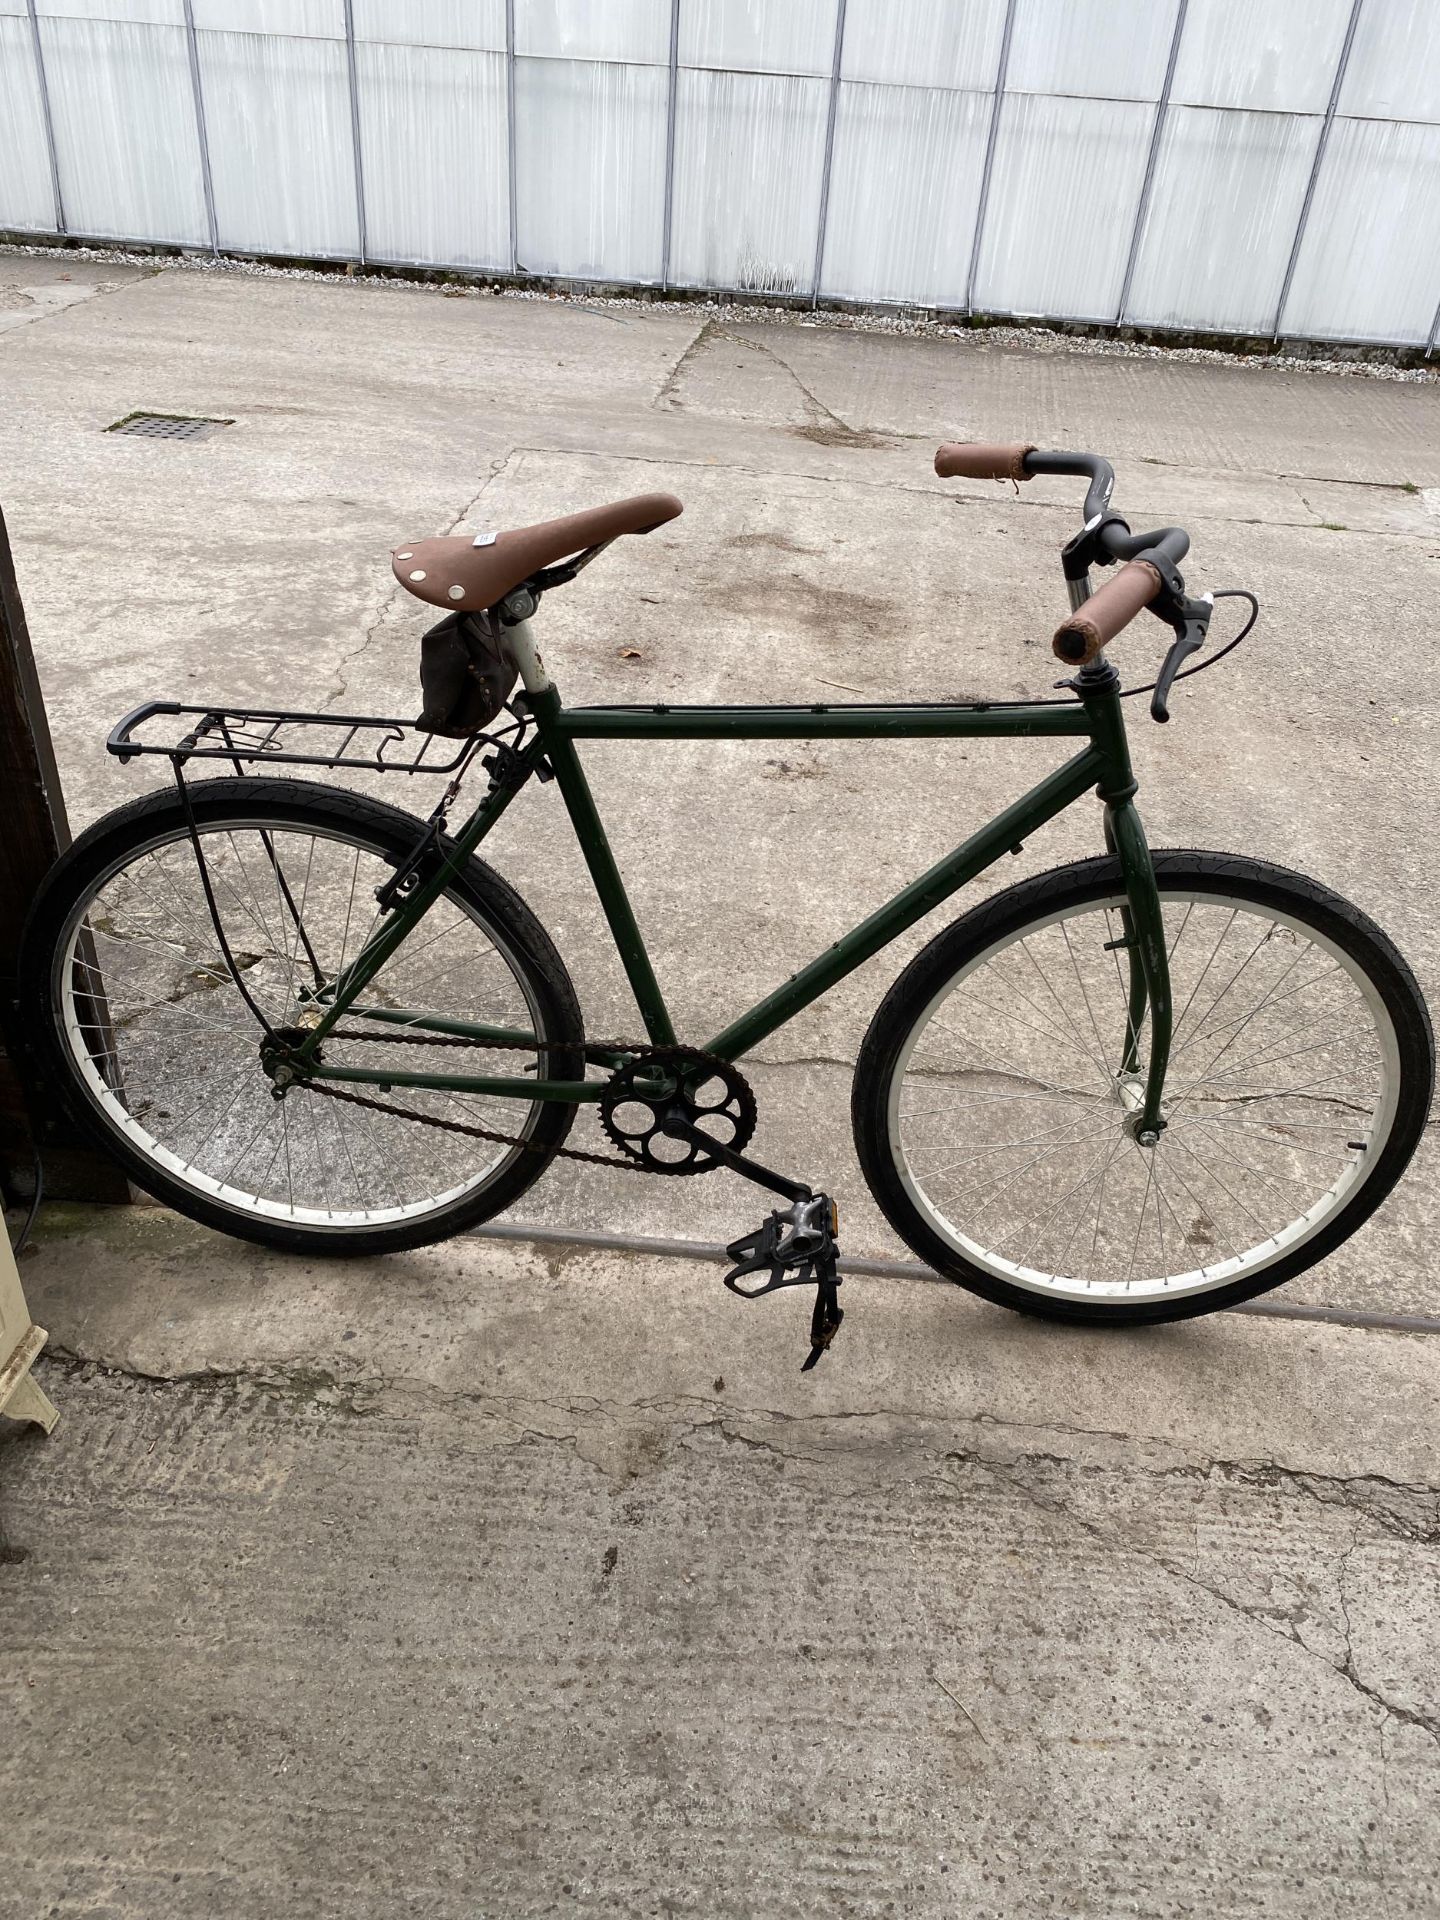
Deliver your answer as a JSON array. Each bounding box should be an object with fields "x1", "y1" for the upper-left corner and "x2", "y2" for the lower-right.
[
  {"x1": 1081, "y1": 662, "x2": 1172, "y2": 1142},
  {"x1": 1104, "y1": 801, "x2": 1171, "y2": 1140}
]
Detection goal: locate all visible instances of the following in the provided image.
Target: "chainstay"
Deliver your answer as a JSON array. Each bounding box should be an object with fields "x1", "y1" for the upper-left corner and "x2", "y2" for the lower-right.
[
  {"x1": 303, "y1": 1077, "x2": 652, "y2": 1172},
  {"x1": 329, "y1": 1028, "x2": 636, "y2": 1062}
]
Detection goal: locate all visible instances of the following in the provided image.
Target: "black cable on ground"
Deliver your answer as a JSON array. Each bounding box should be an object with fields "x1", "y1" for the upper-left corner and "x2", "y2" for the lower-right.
[{"x1": 5, "y1": 1148, "x2": 44, "y2": 1256}]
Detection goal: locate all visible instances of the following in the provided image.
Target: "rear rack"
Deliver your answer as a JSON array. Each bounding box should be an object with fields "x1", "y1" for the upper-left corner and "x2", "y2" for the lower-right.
[{"x1": 107, "y1": 700, "x2": 479, "y2": 775}]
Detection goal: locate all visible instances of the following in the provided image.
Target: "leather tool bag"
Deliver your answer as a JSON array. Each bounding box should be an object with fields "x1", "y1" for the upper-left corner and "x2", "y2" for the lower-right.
[{"x1": 414, "y1": 610, "x2": 518, "y2": 738}]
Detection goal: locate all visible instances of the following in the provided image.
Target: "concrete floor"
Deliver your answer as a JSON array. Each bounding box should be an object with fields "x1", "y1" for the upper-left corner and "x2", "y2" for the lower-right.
[{"x1": 2, "y1": 251, "x2": 1439, "y2": 1915}]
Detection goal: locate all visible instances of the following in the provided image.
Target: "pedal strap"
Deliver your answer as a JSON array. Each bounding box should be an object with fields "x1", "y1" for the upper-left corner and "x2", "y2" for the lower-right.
[{"x1": 802, "y1": 1276, "x2": 844, "y2": 1373}]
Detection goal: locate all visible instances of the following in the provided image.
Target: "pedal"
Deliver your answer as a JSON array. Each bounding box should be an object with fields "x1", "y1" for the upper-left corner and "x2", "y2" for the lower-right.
[{"x1": 724, "y1": 1193, "x2": 844, "y2": 1371}]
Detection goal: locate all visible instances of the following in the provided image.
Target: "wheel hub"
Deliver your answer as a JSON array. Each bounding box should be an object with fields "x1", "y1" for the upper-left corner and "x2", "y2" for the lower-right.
[{"x1": 259, "y1": 1024, "x2": 320, "y2": 1096}]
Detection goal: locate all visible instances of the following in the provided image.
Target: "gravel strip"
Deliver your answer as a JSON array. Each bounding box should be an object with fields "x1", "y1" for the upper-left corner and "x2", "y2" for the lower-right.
[{"x1": 2, "y1": 237, "x2": 1434, "y2": 384}]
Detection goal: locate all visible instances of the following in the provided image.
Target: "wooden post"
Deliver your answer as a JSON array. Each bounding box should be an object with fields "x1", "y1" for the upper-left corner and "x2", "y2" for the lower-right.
[{"x1": 0, "y1": 504, "x2": 129, "y2": 1203}]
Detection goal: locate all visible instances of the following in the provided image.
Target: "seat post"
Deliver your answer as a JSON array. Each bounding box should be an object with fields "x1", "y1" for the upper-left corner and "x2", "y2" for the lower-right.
[{"x1": 499, "y1": 609, "x2": 552, "y2": 697}]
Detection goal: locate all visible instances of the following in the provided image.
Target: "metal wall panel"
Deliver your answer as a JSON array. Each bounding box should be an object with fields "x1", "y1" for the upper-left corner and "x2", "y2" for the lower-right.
[
  {"x1": 1126, "y1": 105, "x2": 1321, "y2": 331},
  {"x1": 352, "y1": 0, "x2": 504, "y2": 52},
  {"x1": 670, "y1": 68, "x2": 829, "y2": 291},
  {"x1": 38, "y1": 16, "x2": 208, "y2": 243},
  {"x1": 1339, "y1": 0, "x2": 1440, "y2": 123},
  {"x1": 1280, "y1": 115, "x2": 1440, "y2": 345},
  {"x1": 680, "y1": 0, "x2": 837, "y2": 77},
  {"x1": 36, "y1": 0, "x2": 182, "y2": 21},
  {"x1": 1170, "y1": 0, "x2": 1353, "y2": 114},
  {"x1": 196, "y1": 29, "x2": 359, "y2": 258},
  {"x1": 5, "y1": 2, "x2": 1435, "y2": 346},
  {"x1": 819, "y1": 81, "x2": 989, "y2": 306},
  {"x1": 356, "y1": 41, "x2": 508, "y2": 269},
  {"x1": 514, "y1": 55, "x2": 667, "y2": 280},
  {"x1": 191, "y1": 0, "x2": 341, "y2": 37},
  {"x1": 516, "y1": 0, "x2": 669, "y2": 65},
  {"x1": 977, "y1": 93, "x2": 1153, "y2": 319},
  {"x1": 0, "y1": 17, "x2": 56, "y2": 231},
  {"x1": 840, "y1": 0, "x2": 1005, "y2": 90},
  {"x1": 1006, "y1": 0, "x2": 1175, "y2": 103}
]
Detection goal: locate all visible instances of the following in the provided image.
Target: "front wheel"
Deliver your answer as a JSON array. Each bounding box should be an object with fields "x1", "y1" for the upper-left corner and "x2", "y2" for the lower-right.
[
  {"x1": 852, "y1": 851, "x2": 1434, "y2": 1324},
  {"x1": 19, "y1": 777, "x2": 584, "y2": 1256}
]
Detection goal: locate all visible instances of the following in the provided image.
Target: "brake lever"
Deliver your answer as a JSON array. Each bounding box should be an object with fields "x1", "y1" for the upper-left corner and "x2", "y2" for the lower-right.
[{"x1": 1151, "y1": 593, "x2": 1213, "y2": 724}]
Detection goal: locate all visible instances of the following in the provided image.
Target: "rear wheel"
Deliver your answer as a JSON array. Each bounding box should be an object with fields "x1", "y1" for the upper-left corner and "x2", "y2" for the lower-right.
[
  {"x1": 19, "y1": 777, "x2": 583, "y2": 1256},
  {"x1": 852, "y1": 851, "x2": 1434, "y2": 1324}
]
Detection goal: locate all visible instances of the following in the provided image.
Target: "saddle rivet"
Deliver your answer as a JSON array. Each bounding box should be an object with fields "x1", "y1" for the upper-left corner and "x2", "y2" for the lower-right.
[
  {"x1": 397, "y1": 550, "x2": 413, "y2": 559},
  {"x1": 448, "y1": 584, "x2": 464, "y2": 601},
  {"x1": 409, "y1": 569, "x2": 427, "y2": 582}
]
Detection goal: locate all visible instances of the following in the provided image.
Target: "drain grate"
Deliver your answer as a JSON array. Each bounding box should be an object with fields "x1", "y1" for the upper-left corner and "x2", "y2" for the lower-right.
[{"x1": 106, "y1": 412, "x2": 231, "y2": 441}]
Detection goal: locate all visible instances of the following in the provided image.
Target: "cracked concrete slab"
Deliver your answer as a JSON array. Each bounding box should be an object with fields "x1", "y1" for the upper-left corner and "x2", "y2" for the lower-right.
[
  {"x1": 0, "y1": 252, "x2": 154, "y2": 337},
  {"x1": 5, "y1": 1207, "x2": 1440, "y2": 1915}
]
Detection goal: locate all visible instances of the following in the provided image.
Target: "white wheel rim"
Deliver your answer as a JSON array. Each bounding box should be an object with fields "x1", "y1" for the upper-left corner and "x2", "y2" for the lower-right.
[
  {"x1": 53, "y1": 816, "x2": 550, "y2": 1234},
  {"x1": 886, "y1": 887, "x2": 1401, "y2": 1305}
]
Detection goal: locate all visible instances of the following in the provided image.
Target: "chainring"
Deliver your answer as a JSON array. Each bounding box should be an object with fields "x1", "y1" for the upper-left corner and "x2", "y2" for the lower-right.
[{"x1": 599, "y1": 1045, "x2": 757, "y2": 1175}]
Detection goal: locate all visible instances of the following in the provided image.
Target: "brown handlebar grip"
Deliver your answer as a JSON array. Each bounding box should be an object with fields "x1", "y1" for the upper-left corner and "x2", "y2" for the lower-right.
[
  {"x1": 1052, "y1": 561, "x2": 1162, "y2": 665},
  {"x1": 934, "y1": 441, "x2": 1036, "y2": 482}
]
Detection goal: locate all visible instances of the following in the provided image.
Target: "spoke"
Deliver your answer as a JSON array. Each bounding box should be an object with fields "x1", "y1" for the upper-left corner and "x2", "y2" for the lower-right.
[
  {"x1": 392, "y1": 912, "x2": 497, "y2": 971},
  {"x1": 1154, "y1": 1149, "x2": 1244, "y2": 1268},
  {"x1": 975, "y1": 959, "x2": 1099, "y2": 1067},
  {"x1": 900, "y1": 1089, "x2": 1100, "y2": 1119},
  {"x1": 1127, "y1": 1151, "x2": 1159, "y2": 1281},
  {"x1": 1167, "y1": 1113, "x2": 1357, "y2": 1163},
  {"x1": 1013, "y1": 938, "x2": 1111, "y2": 1083},
  {"x1": 1179, "y1": 1114, "x2": 1321, "y2": 1204},
  {"x1": 1060, "y1": 917, "x2": 1113, "y2": 1079},
  {"x1": 178, "y1": 1070, "x2": 255, "y2": 1171},
  {"x1": 1051, "y1": 1128, "x2": 1128, "y2": 1275},
  {"x1": 1165, "y1": 899, "x2": 1195, "y2": 967},
  {"x1": 935, "y1": 1113, "x2": 1105, "y2": 1221},
  {"x1": 1169, "y1": 958, "x2": 1342, "y2": 1065},
  {"x1": 219, "y1": 1103, "x2": 282, "y2": 1188},
  {"x1": 218, "y1": 832, "x2": 290, "y2": 961},
  {"x1": 1016, "y1": 1128, "x2": 1123, "y2": 1271},
  {"x1": 327, "y1": 1099, "x2": 369, "y2": 1210},
  {"x1": 279, "y1": 836, "x2": 318, "y2": 1014},
  {"x1": 1168, "y1": 918, "x2": 1281, "y2": 1065},
  {"x1": 918, "y1": 1110, "x2": 1105, "y2": 1185},
  {"x1": 1152, "y1": 1167, "x2": 1205, "y2": 1274},
  {"x1": 1167, "y1": 908, "x2": 1239, "y2": 1052},
  {"x1": 335, "y1": 843, "x2": 363, "y2": 985},
  {"x1": 1166, "y1": 941, "x2": 1364, "y2": 1114},
  {"x1": 1169, "y1": 1034, "x2": 1359, "y2": 1113},
  {"x1": 1164, "y1": 1133, "x2": 1271, "y2": 1242},
  {"x1": 927, "y1": 1015, "x2": 1094, "y2": 1091},
  {"x1": 928, "y1": 982, "x2": 1093, "y2": 1079}
]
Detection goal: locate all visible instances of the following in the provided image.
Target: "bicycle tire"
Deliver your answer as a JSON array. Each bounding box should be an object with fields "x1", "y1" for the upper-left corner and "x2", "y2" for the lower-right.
[
  {"x1": 18, "y1": 776, "x2": 584, "y2": 1257},
  {"x1": 852, "y1": 850, "x2": 1434, "y2": 1325}
]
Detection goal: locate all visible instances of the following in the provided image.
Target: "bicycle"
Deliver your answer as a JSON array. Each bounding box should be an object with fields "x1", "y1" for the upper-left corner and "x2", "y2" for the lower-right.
[{"x1": 19, "y1": 444, "x2": 1434, "y2": 1367}]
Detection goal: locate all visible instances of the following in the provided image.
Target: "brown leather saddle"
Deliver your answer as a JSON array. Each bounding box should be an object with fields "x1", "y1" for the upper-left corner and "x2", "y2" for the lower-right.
[{"x1": 393, "y1": 491, "x2": 683, "y2": 614}]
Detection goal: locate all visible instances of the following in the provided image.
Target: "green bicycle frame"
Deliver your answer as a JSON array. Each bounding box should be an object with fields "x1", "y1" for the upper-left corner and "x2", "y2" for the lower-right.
[{"x1": 295, "y1": 648, "x2": 1173, "y2": 1135}]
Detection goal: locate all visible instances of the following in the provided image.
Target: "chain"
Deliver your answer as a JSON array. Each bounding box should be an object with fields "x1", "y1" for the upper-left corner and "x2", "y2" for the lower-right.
[
  {"x1": 300, "y1": 1025, "x2": 654, "y2": 1171},
  {"x1": 304, "y1": 1077, "x2": 652, "y2": 1171}
]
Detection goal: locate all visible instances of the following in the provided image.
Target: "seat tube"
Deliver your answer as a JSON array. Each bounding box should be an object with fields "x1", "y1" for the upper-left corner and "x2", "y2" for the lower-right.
[
  {"x1": 1081, "y1": 660, "x2": 1172, "y2": 1138},
  {"x1": 520, "y1": 666, "x2": 677, "y2": 1048}
]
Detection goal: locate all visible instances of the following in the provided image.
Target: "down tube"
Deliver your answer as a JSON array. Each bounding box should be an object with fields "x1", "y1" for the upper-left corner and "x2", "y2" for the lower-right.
[{"x1": 705, "y1": 745, "x2": 1107, "y2": 1060}]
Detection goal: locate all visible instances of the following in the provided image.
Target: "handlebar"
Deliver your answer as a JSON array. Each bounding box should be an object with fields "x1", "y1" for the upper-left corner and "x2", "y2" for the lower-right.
[{"x1": 933, "y1": 441, "x2": 1199, "y2": 663}]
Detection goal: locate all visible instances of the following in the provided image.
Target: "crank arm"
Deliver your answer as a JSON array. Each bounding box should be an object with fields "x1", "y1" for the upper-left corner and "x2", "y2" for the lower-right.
[{"x1": 662, "y1": 1117, "x2": 811, "y2": 1204}]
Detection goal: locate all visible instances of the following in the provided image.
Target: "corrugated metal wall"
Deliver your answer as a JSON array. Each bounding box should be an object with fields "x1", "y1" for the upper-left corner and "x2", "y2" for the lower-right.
[{"x1": 2, "y1": 0, "x2": 1437, "y2": 347}]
